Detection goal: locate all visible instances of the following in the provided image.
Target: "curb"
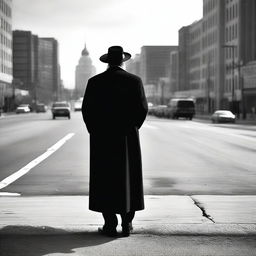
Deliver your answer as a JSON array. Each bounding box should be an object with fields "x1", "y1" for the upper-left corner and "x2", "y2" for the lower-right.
[{"x1": 1, "y1": 224, "x2": 256, "y2": 236}]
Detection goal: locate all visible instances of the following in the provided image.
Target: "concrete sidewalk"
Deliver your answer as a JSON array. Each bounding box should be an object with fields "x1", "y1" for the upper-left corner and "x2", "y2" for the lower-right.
[
  {"x1": 1, "y1": 195, "x2": 256, "y2": 235},
  {"x1": 1, "y1": 195, "x2": 256, "y2": 256}
]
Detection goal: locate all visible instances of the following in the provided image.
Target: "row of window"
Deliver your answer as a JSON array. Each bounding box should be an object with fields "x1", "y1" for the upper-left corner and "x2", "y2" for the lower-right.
[
  {"x1": 0, "y1": 63, "x2": 12, "y2": 75},
  {"x1": 225, "y1": 23, "x2": 238, "y2": 42},
  {"x1": 0, "y1": 18, "x2": 12, "y2": 34},
  {"x1": 0, "y1": 0, "x2": 11, "y2": 18},
  {"x1": 0, "y1": 49, "x2": 11, "y2": 62},
  {"x1": 225, "y1": 75, "x2": 239, "y2": 93},
  {"x1": 224, "y1": 47, "x2": 238, "y2": 60},
  {"x1": 203, "y1": 0, "x2": 217, "y2": 15},
  {"x1": 203, "y1": 14, "x2": 217, "y2": 31},
  {"x1": 226, "y1": 2, "x2": 239, "y2": 22},
  {"x1": 1, "y1": 33, "x2": 12, "y2": 48},
  {"x1": 190, "y1": 41, "x2": 201, "y2": 56},
  {"x1": 190, "y1": 26, "x2": 202, "y2": 41},
  {"x1": 202, "y1": 30, "x2": 218, "y2": 48}
]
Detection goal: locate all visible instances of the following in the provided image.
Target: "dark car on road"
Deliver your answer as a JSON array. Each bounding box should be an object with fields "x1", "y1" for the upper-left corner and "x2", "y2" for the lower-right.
[
  {"x1": 51, "y1": 102, "x2": 71, "y2": 119},
  {"x1": 167, "y1": 98, "x2": 195, "y2": 120},
  {"x1": 36, "y1": 103, "x2": 47, "y2": 113}
]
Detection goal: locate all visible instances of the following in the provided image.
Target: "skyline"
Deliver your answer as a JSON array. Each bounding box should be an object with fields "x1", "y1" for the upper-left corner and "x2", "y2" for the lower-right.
[{"x1": 13, "y1": 0, "x2": 203, "y2": 89}]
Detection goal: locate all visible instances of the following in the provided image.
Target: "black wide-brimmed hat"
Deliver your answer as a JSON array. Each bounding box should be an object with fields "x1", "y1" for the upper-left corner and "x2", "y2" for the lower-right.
[{"x1": 100, "y1": 46, "x2": 131, "y2": 64}]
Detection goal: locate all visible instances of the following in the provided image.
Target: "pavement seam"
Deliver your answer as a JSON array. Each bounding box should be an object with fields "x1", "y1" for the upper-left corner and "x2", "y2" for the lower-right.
[{"x1": 189, "y1": 196, "x2": 215, "y2": 223}]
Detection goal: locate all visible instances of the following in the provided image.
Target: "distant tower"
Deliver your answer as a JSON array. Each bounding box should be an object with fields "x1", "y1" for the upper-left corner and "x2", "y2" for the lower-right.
[{"x1": 75, "y1": 44, "x2": 96, "y2": 98}]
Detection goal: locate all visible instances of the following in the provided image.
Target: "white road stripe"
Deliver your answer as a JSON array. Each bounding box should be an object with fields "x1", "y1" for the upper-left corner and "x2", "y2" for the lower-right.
[
  {"x1": 0, "y1": 133, "x2": 75, "y2": 190},
  {"x1": 0, "y1": 192, "x2": 21, "y2": 197}
]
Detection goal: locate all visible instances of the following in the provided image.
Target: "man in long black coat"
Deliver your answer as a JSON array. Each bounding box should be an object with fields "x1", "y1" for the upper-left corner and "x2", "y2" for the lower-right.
[{"x1": 82, "y1": 46, "x2": 148, "y2": 237}]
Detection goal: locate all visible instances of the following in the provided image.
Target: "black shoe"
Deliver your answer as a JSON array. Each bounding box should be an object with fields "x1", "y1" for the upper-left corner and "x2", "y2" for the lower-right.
[
  {"x1": 122, "y1": 223, "x2": 133, "y2": 237},
  {"x1": 98, "y1": 227, "x2": 117, "y2": 237}
]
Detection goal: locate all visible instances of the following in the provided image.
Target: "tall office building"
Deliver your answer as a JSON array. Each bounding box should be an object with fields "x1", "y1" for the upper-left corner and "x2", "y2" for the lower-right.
[
  {"x1": 13, "y1": 30, "x2": 61, "y2": 105},
  {"x1": 170, "y1": 51, "x2": 179, "y2": 93},
  {"x1": 38, "y1": 37, "x2": 60, "y2": 103},
  {"x1": 140, "y1": 46, "x2": 178, "y2": 86},
  {"x1": 178, "y1": 26, "x2": 190, "y2": 92},
  {"x1": 201, "y1": 0, "x2": 225, "y2": 112},
  {"x1": 75, "y1": 44, "x2": 95, "y2": 98},
  {"x1": 223, "y1": 0, "x2": 256, "y2": 115},
  {"x1": 0, "y1": 0, "x2": 12, "y2": 111},
  {"x1": 176, "y1": 0, "x2": 256, "y2": 115},
  {"x1": 126, "y1": 54, "x2": 141, "y2": 77},
  {"x1": 140, "y1": 46, "x2": 178, "y2": 104}
]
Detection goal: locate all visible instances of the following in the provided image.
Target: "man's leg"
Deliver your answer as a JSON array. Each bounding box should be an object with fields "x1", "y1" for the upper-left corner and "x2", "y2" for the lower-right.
[
  {"x1": 121, "y1": 211, "x2": 135, "y2": 236},
  {"x1": 98, "y1": 212, "x2": 118, "y2": 236}
]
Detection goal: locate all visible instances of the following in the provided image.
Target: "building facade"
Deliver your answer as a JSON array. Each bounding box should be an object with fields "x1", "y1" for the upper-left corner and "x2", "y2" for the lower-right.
[
  {"x1": 175, "y1": 0, "x2": 256, "y2": 116},
  {"x1": 178, "y1": 26, "x2": 190, "y2": 92},
  {"x1": 224, "y1": 0, "x2": 256, "y2": 116},
  {"x1": 126, "y1": 54, "x2": 141, "y2": 77},
  {"x1": 140, "y1": 46, "x2": 178, "y2": 86},
  {"x1": 0, "y1": 0, "x2": 12, "y2": 112},
  {"x1": 170, "y1": 51, "x2": 179, "y2": 93},
  {"x1": 38, "y1": 37, "x2": 60, "y2": 103},
  {"x1": 13, "y1": 30, "x2": 61, "y2": 106},
  {"x1": 75, "y1": 44, "x2": 95, "y2": 98}
]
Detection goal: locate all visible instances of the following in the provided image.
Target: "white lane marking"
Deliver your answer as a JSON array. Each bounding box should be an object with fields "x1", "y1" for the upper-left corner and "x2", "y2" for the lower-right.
[
  {"x1": 0, "y1": 192, "x2": 21, "y2": 196},
  {"x1": 143, "y1": 124, "x2": 158, "y2": 130},
  {"x1": 0, "y1": 133, "x2": 75, "y2": 190}
]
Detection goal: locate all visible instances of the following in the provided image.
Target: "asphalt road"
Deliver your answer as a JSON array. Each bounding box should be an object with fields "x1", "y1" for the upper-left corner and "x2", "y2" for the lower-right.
[{"x1": 0, "y1": 111, "x2": 256, "y2": 196}]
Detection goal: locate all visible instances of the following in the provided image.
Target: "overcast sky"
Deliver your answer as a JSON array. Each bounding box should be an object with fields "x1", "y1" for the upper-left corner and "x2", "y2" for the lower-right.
[{"x1": 13, "y1": 0, "x2": 203, "y2": 89}]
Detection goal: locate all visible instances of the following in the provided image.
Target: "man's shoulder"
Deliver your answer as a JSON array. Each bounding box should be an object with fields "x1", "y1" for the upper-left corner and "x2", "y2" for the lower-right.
[
  {"x1": 120, "y1": 70, "x2": 142, "y2": 83},
  {"x1": 89, "y1": 69, "x2": 142, "y2": 84},
  {"x1": 87, "y1": 72, "x2": 107, "y2": 85}
]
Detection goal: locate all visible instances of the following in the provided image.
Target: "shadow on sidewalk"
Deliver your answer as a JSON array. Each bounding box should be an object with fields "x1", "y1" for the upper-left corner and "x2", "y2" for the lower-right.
[{"x1": 0, "y1": 225, "x2": 117, "y2": 256}]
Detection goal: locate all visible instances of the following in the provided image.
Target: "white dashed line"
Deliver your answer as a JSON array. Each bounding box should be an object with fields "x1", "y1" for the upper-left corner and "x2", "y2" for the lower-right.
[
  {"x1": 0, "y1": 133, "x2": 75, "y2": 190},
  {"x1": 0, "y1": 192, "x2": 21, "y2": 197}
]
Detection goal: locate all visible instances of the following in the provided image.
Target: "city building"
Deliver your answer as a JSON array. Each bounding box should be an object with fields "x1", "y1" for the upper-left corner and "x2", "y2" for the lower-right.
[
  {"x1": 75, "y1": 44, "x2": 96, "y2": 98},
  {"x1": 126, "y1": 54, "x2": 141, "y2": 77},
  {"x1": 201, "y1": 0, "x2": 225, "y2": 113},
  {"x1": 175, "y1": 0, "x2": 256, "y2": 116},
  {"x1": 140, "y1": 45, "x2": 178, "y2": 104},
  {"x1": 223, "y1": 0, "x2": 256, "y2": 116},
  {"x1": 178, "y1": 26, "x2": 190, "y2": 92},
  {"x1": 0, "y1": 0, "x2": 12, "y2": 112},
  {"x1": 37, "y1": 37, "x2": 60, "y2": 104},
  {"x1": 13, "y1": 30, "x2": 61, "y2": 106},
  {"x1": 169, "y1": 51, "x2": 179, "y2": 94},
  {"x1": 140, "y1": 46, "x2": 178, "y2": 86}
]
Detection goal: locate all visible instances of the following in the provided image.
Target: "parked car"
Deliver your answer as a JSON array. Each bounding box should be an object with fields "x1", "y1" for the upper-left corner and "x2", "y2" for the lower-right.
[
  {"x1": 74, "y1": 99, "x2": 82, "y2": 111},
  {"x1": 36, "y1": 103, "x2": 47, "y2": 113},
  {"x1": 153, "y1": 105, "x2": 168, "y2": 118},
  {"x1": 167, "y1": 98, "x2": 195, "y2": 120},
  {"x1": 51, "y1": 102, "x2": 71, "y2": 119},
  {"x1": 16, "y1": 104, "x2": 31, "y2": 114},
  {"x1": 211, "y1": 110, "x2": 236, "y2": 123}
]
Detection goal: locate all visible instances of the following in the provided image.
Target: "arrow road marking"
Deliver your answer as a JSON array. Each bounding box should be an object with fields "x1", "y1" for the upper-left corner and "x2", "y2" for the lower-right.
[{"x1": 0, "y1": 133, "x2": 75, "y2": 190}]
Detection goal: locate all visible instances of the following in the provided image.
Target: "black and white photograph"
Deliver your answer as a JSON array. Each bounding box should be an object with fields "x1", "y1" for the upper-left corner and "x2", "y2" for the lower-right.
[{"x1": 0, "y1": 0, "x2": 256, "y2": 255}]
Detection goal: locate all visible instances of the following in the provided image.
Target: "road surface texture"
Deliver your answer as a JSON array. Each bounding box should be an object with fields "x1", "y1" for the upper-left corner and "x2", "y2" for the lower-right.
[{"x1": 1, "y1": 112, "x2": 256, "y2": 255}]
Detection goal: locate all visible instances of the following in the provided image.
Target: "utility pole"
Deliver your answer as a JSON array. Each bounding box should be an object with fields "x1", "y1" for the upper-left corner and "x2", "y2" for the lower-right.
[
  {"x1": 222, "y1": 44, "x2": 237, "y2": 113},
  {"x1": 236, "y1": 60, "x2": 245, "y2": 119}
]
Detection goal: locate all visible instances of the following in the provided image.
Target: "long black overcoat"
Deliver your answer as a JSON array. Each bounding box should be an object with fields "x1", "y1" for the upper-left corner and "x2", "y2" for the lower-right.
[{"x1": 82, "y1": 66, "x2": 148, "y2": 214}]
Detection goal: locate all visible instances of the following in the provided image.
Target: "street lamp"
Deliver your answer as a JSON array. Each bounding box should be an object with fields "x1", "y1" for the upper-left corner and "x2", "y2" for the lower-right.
[{"x1": 222, "y1": 44, "x2": 237, "y2": 113}]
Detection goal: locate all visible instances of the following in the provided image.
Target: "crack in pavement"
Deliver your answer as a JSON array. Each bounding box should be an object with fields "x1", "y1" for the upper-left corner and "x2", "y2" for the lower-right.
[{"x1": 190, "y1": 196, "x2": 215, "y2": 223}]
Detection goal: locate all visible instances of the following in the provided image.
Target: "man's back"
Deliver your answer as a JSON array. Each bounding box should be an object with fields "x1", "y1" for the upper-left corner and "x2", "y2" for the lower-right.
[{"x1": 82, "y1": 66, "x2": 147, "y2": 134}]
